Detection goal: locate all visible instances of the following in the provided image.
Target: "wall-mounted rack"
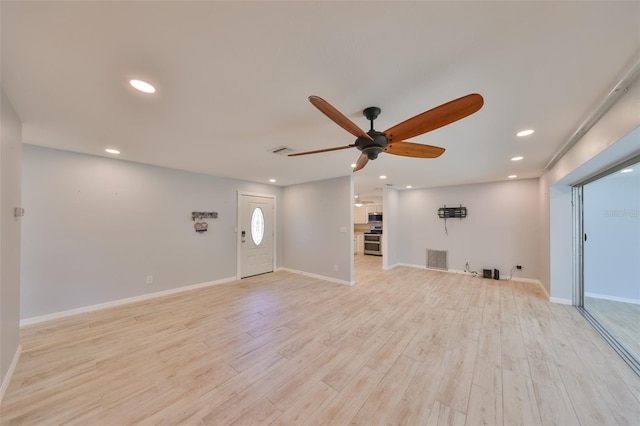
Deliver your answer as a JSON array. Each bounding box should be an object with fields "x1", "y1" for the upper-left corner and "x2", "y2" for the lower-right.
[
  {"x1": 191, "y1": 211, "x2": 218, "y2": 221},
  {"x1": 438, "y1": 205, "x2": 467, "y2": 219}
]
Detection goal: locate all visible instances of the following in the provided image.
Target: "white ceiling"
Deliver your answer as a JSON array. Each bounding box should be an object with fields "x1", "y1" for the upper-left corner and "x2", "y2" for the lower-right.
[{"x1": 2, "y1": 1, "x2": 638, "y2": 198}]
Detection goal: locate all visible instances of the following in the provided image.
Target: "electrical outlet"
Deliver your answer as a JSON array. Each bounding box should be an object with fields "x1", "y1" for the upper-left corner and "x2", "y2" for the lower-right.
[
  {"x1": 146, "y1": 275, "x2": 154, "y2": 284},
  {"x1": 516, "y1": 265, "x2": 522, "y2": 270},
  {"x1": 334, "y1": 264, "x2": 338, "y2": 271}
]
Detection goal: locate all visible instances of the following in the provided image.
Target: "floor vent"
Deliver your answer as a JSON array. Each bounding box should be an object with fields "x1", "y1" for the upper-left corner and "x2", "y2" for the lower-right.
[{"x1": 426, "y1": 249, "x2": 448, "y2": 270}]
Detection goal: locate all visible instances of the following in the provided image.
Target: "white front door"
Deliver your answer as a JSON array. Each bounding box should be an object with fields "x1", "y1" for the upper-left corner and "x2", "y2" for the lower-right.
[{"x1": 239, "y1": 194, "x2": 274, "y2": 278}]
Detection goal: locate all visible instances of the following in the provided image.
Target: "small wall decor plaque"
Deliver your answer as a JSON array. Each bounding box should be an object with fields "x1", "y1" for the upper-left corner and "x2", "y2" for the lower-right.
[
  {"x1": 192, "y1": 212, "x2": 218, "y2": 221},
  {"x1": 194, "y1": 222, "x2": 208, "y2": 233}
]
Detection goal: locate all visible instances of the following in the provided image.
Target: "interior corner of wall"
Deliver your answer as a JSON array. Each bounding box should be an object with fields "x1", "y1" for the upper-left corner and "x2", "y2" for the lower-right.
[{"x1": 0, "y1": 344, "x2": 22, "y2": 402}]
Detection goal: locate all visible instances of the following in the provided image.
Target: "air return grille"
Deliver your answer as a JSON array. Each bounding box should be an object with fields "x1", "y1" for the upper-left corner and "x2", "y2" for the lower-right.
[
  {"x1": 269, "y1": 146, "x2": 293, "y2": 155},
  {"x1": 426, "y1": 249, "x2": 448, "y2": 270}
]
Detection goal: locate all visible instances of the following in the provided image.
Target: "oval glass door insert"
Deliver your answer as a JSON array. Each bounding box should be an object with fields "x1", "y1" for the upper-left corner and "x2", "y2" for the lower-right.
[{"x1": 251, "y1": 207, "x2": 265, "y2": 246}]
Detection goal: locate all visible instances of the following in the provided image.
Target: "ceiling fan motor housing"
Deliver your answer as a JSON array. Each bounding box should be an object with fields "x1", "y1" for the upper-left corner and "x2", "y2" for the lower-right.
[{"x1": 357, "y1": 130, "x2": 388, "y2": 159}]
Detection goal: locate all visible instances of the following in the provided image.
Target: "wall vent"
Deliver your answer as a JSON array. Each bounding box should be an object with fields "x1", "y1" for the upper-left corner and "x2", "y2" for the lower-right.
[
  {"x1": 270, "y1": 146, "x2": 293, "y2": 155},
  {"x1": 426, "y1": 249, "x2": 448, "y2": 270}
]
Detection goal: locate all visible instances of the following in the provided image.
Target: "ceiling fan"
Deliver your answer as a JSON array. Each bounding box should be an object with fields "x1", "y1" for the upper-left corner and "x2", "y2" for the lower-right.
[
  {"x1": 353, "y1": 196, "x2": 374, "y2": 207},
  {"x1": 289, "y1": 93, "x2": 484, "y2": 171}
]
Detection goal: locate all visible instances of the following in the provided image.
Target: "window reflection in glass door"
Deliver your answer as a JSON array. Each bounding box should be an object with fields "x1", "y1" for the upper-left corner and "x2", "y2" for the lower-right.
[{"x1": 581, "y1": 159, "x2": 640, "y2": 368}]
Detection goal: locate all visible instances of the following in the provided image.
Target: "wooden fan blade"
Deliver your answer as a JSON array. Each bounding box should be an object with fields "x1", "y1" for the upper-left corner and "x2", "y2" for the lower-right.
[
  {"x1": 288, "y1": 145, "x2": 355, "y2": 157},
  {"x1": 384, "y1": 93, "x2": 483, "y2": 142},
  {"x1": 384, "y1": 141, "x2": 445, "y2": 158},
  {"x1": 353, "y1": 153, "x2": 369, "y2": 172},
  {"x1": 309, "y1": 96, "x2": 373, "y2": 141}
]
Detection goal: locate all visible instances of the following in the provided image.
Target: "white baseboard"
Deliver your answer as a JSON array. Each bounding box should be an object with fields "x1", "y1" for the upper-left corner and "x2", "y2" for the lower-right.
[
  {"x1": 394, "y1": 263, "x2": 427, "y2": 270},
  {"x1": 383, "y1": 262, "x2": 402, "y2": 271},
  {"x1": 585, "y1": 292, "x2": 640, "y2": 305},
  {"x1": 535, "y1": 281, "x2": 551, "y2": 301},
  {"x1": 1, "y1": 344, "x2": 22, "y2": 402},
  {"x1": 278, "y1": 267, "x2": 354, "y2": 286},
  {"x1": 550, "y1": 297, "x2": 573, "y2": 305},
  {"x1": 20, "y1": 277, "x2": 237, "y2": 327},
  {"x1": 386, "y1": 263, "x2": 549, "y2": 299}
]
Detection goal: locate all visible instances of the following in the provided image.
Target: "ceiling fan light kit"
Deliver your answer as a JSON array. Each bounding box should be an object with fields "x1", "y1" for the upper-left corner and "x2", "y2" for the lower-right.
[{"x1": 290, "y1": 93, "x2": 484, "y2": 172}]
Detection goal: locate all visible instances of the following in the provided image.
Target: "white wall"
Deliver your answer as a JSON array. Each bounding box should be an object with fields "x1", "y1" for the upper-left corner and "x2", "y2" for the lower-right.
[
  {"x1": 1, "y1": 88, "x2": 22, "y2": 395},
  {"x1": 540, "y1": 75, "x2": 640, "y2": 302},
  {"x1": 382, "y1": 186, "x2": 401, "y2": 269},
  {"x1": 584, "y1": 171, "x2": 640, "y2": 301},
  {"x1": 393, "y1": 179, "x2": 540, "y2": 280},
  {"x1": 547, "y1": 184, "x2": 573, "y2": 301},
  {"x1": 537, "y1": 172, "x2": 551, "y2": 296},
  {"x1": 21, "y1": 145, "x2": 282, "y2": 319},
  {"x1": 281, "y1": 176, "x2": 353, "y2": 284}
]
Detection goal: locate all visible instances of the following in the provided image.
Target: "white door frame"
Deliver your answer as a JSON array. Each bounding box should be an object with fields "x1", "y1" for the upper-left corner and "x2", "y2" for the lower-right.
[{"x1": 237, "y1": 191, "x2": 277, "y2": 279}]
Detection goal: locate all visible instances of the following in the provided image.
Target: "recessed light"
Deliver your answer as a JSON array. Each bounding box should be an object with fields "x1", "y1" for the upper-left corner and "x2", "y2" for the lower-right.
[
  {"x1": 351, "y1": 163, "x2": 357, "y2": 168},
  {"x1": 379, "y1": 175, "x2": 387, "y2": 179},
  {"x1": 129, "y1": 79, "x2": 156, "y2": 93},
  {"x1": 511, "y1": 156, "x2": 524, "y2": 161},
  {"x1": 620, "y1": 168, "x2": 633, "y2": 173},
  {"x1": 269, "y1": 178, "x2": 276, "y2": 183},
  {"x1": 517, "y1": 129, "x2": 534, "y2": 137},
  {"x1": 105, "y1": 149, "x2": 120, "y2": 154},
  {"x1": 406, "y1": 185, "x2": 412, "y2": 189},
  {"x1": 508, "y1": 175, "x2": 517, "y2": 179}
]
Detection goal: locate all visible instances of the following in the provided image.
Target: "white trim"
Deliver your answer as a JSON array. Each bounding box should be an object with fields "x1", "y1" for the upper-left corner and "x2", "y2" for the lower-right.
[
  {"x1": 550, "y1": 297, "x2": 573, "y2": 305},
  {"x1": 1, "y1": 344, "x2": 21, "y2": 402},
  {"x1": 237, "y1": 192, "x2": 277, "y2": 280},
  {"x1": 384, "y1": 263, "x2": 549, "y2": 299},
  {"x1": 278, "y1": 267, "x2": 354, "y2": 286},
  {"x1": 395, "y1": 263, "x2": 427, "y2": 270},
  {"x1": 535, "y1": 281, "x2": 551, "y2": 301},
  {"x1": 20, "y1": 277, "x2": 236, "y2": 327},
  {"x1": 383, "y1": 262, "x2": 403, "y2": 271},
  {"x1": 585, "y1": 292, "x2": 640, "y2": 305}
]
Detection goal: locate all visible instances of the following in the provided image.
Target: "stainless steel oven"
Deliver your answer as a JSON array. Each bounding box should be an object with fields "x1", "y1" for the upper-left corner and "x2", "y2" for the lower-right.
[{"x1": 363, "y1": 233, "x2": 382, "y2": 256}]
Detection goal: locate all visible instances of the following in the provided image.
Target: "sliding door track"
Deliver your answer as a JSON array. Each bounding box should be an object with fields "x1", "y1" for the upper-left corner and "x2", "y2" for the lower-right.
[{"x1": 576, "y1": 306, "x2": 640, "y2": 378}]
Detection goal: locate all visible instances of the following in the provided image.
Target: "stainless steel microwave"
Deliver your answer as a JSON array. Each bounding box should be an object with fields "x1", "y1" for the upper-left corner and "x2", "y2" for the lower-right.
[{"x1": 367, "y1": 212, "x2": 383, "y2": 222}]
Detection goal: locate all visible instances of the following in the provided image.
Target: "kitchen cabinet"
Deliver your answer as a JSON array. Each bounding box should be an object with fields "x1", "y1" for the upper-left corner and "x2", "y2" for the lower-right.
[
  {"x1": 355, "y1": 203, "x2": 383, "y2": 224},
  {"x1": 354, "y1": 206, "x2": 368, "y2": 224},
  {"x1": 354, "y1": 234, "x2": 364, "y2": 254},
  {"x1": 366, "y1": 204, "x2": 383, "y2": 215}
]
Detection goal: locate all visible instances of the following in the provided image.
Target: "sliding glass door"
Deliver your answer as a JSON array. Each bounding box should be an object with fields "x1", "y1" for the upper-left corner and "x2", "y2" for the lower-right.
[{"x1": 575, "y1": 157, "x2": 640, "y2": 374}]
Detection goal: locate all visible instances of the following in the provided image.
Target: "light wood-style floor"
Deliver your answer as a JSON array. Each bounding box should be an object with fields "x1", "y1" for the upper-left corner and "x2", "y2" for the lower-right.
[
  {"x1": 2, "y1": 255, "x2": 640, "y2": 425},
  {"x1": 584, "y1": 296, "x2": 640, "y2": 360}
]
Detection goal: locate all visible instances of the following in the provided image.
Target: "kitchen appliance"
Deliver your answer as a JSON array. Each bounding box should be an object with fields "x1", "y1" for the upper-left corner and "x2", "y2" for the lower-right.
[
  {"x1": 368, "y1": 212, "x2": 383, "y2": 223},
  {"x1": 364, "y1": 232, "x2": 382, "y2": 256},
  {"x1": 369, "y1": 225, "x2": 382, "y2": 234}
]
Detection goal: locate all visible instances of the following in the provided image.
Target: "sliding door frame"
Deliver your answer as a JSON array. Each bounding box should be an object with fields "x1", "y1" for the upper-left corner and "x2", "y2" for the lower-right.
[
  {"x1": 571, "y1": 185, "x2": 584, "y2": 307},
  {"x1": 572, "y1": 154, "x2": 640, "y2": 376}
]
